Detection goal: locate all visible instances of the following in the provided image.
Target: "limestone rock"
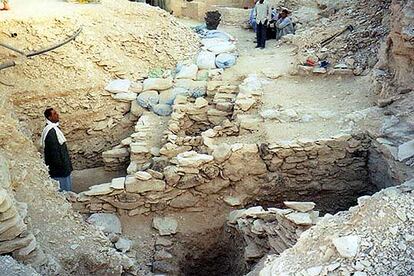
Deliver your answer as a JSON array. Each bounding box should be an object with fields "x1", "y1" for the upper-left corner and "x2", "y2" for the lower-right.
[
  {"x1": 110, "y1": 177, "x2": 125, "y2": 190},
  {"x1": 135, "y1": 171, "x2": 152, "y2": 181},
  {"x1": 143, "y1": 78, "x2": 173, "y2": 91},
  {"x1": 169, "y1": 192, "x2": 199, "y2": 208},
  {"x1": 84, "y1": 183, "x2": 113, "y2": 196},
  {"x1": 0, "y1": 194, "x2": 12, "y2": 213},
  {"x1": 0, "y1": 233, "x2": 34, "y2": 255},
  {"x1": 194, "y1": 97, "x2": 209, "y2": 108},
  {"x1": 332, "y1": 235, "x2": 361, "y2": 258},
  {"x1": 112, "y1": 92, "x2": 137, "y2": 102},
  {"x1": 125, "y1": 177, "x2": 165, "y2": 194},
  {"x1": 86, "y1": 213, "x2": 122, "y2": 234},
  {"x1": 212, "y1": 143, "x2": 232, "y2": 163},
  {"x1": 102, "y1": 148, "x2": 129, "y2": 158},
  {"x1": 236, "y1": 97, "x2": 256, "y2": 112},
  {"x1": 152, "y1": 217, "x2": 178, "y2": 236},
  {"x1": 163, "y1": 166, "x2": 180, "y2": 186},
  {"x1": 176, "y1": 151, "x2": 214, "y2": 168},
  {"x1": 285, "y1": 212, "x2": 313, "y2": 225},
  {"x1": 223, "y1": 196, "x2": 242, "y2": 206},
  {"x1": 398, "y1": 140, "x2": 414, "y2": 161},
  {"x1": 284, "y1": 201, "x2": 316, "y2": 212},
  {"x1": 115, "y1": 237, "x2": 132, "y2": 253},
  {"x1": 155, "y1": 237, "x2": 173, "y2": 247}
]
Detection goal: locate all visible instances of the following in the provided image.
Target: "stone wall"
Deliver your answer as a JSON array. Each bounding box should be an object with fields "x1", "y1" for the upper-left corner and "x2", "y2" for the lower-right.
[{"x1": 72, "y1": 133, "x2": 375, "y2": 216}]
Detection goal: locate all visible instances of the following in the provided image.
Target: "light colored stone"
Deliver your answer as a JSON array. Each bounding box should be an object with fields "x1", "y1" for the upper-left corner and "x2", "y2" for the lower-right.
[
  {"x1": 86, "y1": 213, "x2": 122, "y2": 234},
  {"x1": 228, "y1": 209, "x2": 246, "y2": 224},
  {"x1": 212, "y1": 143, "x2": 232, "y2": 163},
  {"x1": 176, "y1": 151, "x2": 214, "y2": 168},
  {"x1": 0, "y1": 234, "x2": 34, "y2": 255},
  {"x1": 110, "y1": 177, "x2": 125, "y2": 190},
  {"x1": 125, "y1": 178, "x2": 165, "y2": 194},
  {"x1": 112, "y1": 92, "x2": 137, "y2": 102},
  {"x1": 130, "y1": 143, "x2": 150, "y2": 154},
  {"x1": 223, "y1": 196, "x2": 242, "y2": 206},
  {"x1": 332, "y1": 235, "x2": 361, "y2": 258},
  {"x1": 102, "y1": 148, "x2": 129, "y2": 158},
  {"x1": 194, "y1": 97, "x2": 209, "y2": 108},
  {"x1": 115, "y1": 237, "x2": 132, "y2": 253},
  {"x1": 285, "y1": 212, "x2": 313, "y2": 225},
  {"x1": 127, "y1": 161, "x2": 139, "y2": 174},
  {"x1": 236, "y1": 97, "x2": 256, "y2": 112},
  {"x1": 135, "y1": 171, "x2": 152, "y2": 181},
  {"x1": 152, "y1": 217, "x2": 178, "y2": 236},
  {"x1": 283, "y1": 201, "x2": 316, "y2": 212},
  {"x1": 398, "y1": 140, "x2": 414, "y2": 161},
  {"x1": 0, "y1": 194, "x2": 12, "y2": 213},
  {"x1": 84, "y1": 183, "x2": 113, "y2": 196}
]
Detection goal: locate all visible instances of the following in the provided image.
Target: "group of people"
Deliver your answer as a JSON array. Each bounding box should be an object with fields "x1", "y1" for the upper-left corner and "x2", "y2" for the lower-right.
[{"x1": 250, "y1": 0, "x2": 295, "y2": 49}]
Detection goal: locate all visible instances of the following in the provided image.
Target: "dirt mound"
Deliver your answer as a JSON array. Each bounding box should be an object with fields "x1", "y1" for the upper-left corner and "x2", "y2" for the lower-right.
[
  {"x1": 0, "y1": 0, "x2": 199, "y2": 90},
  {"x1": 0, "y1": 0, "x2": 200, "y2": 169}
]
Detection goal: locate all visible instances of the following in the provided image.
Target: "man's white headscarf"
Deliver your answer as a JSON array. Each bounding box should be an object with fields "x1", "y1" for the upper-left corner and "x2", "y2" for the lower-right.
[{"x1": 40, "y1": 120, "x2": 67, "y2": 148}]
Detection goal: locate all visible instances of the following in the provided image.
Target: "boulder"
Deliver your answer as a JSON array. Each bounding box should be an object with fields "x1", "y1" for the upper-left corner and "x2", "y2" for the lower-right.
[
  {"x1": 143, "y1": 78, "x2": 173, "y2": 91},
  {"x1": 110, "y1": 177, "x2": 125, "y2": 190},
  {"x1": 152, "y1": 217, "x2": 178, "y2": 236},
  {"x1": 86, "y1": 213, "x2": 122, "y2": 234},
  {"x1": 159, "y1": 89, "x2": 176, "y2": 106}
]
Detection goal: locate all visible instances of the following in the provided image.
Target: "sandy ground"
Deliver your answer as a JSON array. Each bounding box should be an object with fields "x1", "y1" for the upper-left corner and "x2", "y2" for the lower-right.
[{"x1": 212, "y1": 25, "x2": 376, "y2": 144}]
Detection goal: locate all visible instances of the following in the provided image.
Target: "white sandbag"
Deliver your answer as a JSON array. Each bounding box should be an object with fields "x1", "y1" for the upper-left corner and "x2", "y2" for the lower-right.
[
  {"x1": 197, "y1": 51, "x2": 217, "y2": 70},
  {"x1": 215, "y1": 53, "x2": 237, "y2": 69},
  {"x1": 143, "y1": 78, "x2": 173, "y2": 91},
  {"x1": 137, "y1": 90, "x2": 159, "y2": 108},
  {"x1": 176, "y1": 64, "x2": 198, "y2": 80},
  {"x1": 204, "y1": 30, "x2": 235, "y2": 41},
  {"x1": 205, "y1": 42, "x2": 237, "y2": 55},
  {"x1": 152, "y1": 104, "x2": 173, "y2": 116},
  {"x1": 174, "y1": 80, "x2": 207, "y2": 98},
  {"x1": 105, "y1": 79, "x2": 131, "y2": 93},
  {"x1": 201, "y1": 38, "x2": 227, "y2": 48}
]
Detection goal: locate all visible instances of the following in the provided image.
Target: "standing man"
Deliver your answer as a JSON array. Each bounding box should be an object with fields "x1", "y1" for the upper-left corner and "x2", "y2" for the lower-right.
[
  {"x1": 254, "y1": 0, "x2": 271, "y2": 49},
  {"x1": 41, "y1": 108, "x2": 73, "y2": 192}
]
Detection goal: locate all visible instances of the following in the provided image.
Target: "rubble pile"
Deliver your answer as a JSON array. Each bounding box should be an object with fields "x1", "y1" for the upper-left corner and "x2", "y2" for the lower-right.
[
  {"x1": 280, "y1": 0, "x2": 391, "y2": 74},
  {"x1": 257, "y1": 180, "x2": 414, "y2": 275},
  {"x1": 227, "y1": 202, "x2": 320, "y2": 265}
]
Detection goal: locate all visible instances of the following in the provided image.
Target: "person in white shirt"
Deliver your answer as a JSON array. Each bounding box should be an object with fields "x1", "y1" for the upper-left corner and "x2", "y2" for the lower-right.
[{"x1": 253, "y1": 0, "x2": 271, "y2": 49}]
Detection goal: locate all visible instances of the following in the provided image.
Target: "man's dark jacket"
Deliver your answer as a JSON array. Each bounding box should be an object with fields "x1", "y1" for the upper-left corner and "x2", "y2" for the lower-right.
[{"x1": 44, "y1": 128, "x2": 73, "y2": 178}]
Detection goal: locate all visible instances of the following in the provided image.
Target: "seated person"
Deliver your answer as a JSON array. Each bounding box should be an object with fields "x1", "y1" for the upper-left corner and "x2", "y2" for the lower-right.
[{"x1": 275, "y1": 9, "x2": 295, "y2": 40}]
